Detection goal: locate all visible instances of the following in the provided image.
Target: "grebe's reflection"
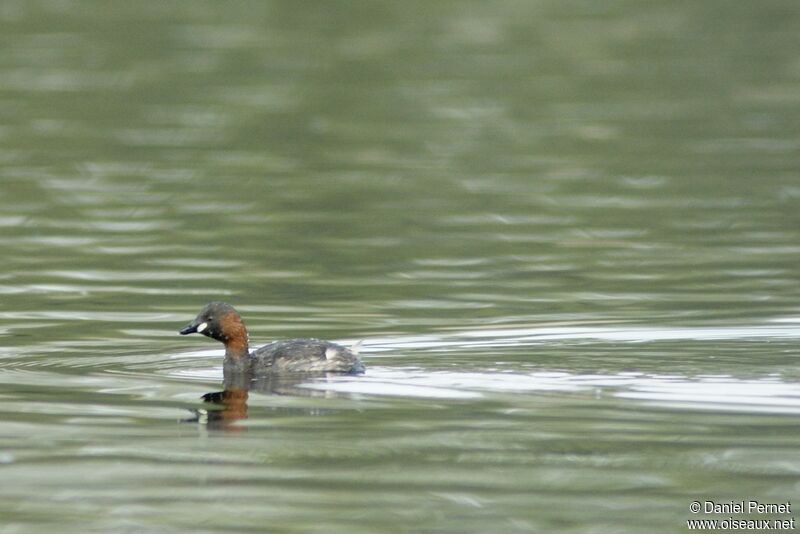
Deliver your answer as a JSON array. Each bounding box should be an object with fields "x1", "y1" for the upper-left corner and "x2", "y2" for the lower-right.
[{"x1": 187, "y1": 366, "x2": 355, "y2": 429}]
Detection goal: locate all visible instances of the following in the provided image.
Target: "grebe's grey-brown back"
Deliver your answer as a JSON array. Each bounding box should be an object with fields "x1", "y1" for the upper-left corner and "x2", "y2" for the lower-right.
[{"x1": 179, "y1": 302, "x2": 364, "y2": 374}]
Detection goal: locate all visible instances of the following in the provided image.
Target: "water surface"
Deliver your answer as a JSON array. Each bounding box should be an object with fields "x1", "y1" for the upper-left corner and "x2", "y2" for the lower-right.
[{"x1": 1, "y1": 1, "x2": 800, "y2": 532}]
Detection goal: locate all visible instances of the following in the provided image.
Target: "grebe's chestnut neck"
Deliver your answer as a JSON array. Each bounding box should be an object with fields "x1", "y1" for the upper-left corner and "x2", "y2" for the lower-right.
[{"x1": 179, "y1": 301, "x2": 250, "y2": 359}]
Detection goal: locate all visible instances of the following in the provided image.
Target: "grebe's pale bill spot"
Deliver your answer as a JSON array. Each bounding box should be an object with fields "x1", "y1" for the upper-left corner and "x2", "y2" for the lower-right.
[{"x1": 196, "y1": 322, "x2": 208, "y2": 333}]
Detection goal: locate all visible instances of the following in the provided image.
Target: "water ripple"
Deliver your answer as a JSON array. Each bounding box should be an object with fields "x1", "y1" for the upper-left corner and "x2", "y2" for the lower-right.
[{"x1": 365, "y1": 323, "x2": 800, "y2": 352}]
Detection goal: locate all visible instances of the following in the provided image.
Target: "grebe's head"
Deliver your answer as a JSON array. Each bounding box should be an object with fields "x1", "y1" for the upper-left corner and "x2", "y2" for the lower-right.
[{"x1": 179, "y1": 302, "x2": 249, "y2": 356}]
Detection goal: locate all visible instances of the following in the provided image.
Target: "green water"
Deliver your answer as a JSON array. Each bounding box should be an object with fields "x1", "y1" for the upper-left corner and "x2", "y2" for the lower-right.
[{"x1": 1, "y1": 1, "x2": 800, "y2": 532}]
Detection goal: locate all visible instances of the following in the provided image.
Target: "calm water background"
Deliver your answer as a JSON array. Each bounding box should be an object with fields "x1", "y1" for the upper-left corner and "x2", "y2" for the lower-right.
[{"x1": 1, "y1": 1, "x2": 800, "y2": 532}]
